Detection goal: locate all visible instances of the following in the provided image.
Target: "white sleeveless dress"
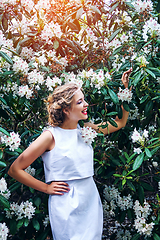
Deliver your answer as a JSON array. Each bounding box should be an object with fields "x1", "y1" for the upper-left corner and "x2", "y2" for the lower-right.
[{"x1": 42, "y1": 125, "x2": 103, "y2": 240}]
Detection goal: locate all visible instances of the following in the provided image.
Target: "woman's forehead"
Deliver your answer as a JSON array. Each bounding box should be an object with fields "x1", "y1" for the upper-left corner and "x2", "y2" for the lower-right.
[{"x1": 73, "y1": 90, "x2": 84, "y2": 99}]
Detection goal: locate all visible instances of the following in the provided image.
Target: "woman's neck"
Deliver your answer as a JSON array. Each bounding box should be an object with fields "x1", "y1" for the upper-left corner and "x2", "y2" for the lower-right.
[{"x1": 60, "y1": 120, "x2": 78, "y2": 130}]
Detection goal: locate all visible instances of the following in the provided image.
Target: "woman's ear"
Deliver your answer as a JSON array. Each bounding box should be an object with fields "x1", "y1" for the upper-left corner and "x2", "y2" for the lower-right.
[{"x1": 62, "y1": 108, "x2": 70, "y2": 116}]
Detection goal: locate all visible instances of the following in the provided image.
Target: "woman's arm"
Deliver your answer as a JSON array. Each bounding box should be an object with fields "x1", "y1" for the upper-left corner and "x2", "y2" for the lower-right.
[
  {"x1": 8, "y1": 131, "x2": 69, "y2": 195},
  {"x1": 85, "y1": 68, "x2": 132, "y2": 135}
]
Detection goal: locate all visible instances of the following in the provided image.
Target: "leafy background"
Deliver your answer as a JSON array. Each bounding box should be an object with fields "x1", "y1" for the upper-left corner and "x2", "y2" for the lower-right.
[{"x1": 0, "y1": 0, "x2": 160, "y2": 239}]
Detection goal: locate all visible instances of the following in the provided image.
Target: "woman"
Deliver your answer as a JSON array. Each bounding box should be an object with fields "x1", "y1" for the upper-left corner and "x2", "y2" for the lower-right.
[{"x1": 8, "y1": 68, "x2": 132, "y2": 240}]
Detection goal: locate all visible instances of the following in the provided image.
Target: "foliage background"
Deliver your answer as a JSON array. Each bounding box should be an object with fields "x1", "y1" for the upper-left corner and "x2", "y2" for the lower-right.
[{"x1": 0, "y1": 0, "x2": 160, "y2": 239}]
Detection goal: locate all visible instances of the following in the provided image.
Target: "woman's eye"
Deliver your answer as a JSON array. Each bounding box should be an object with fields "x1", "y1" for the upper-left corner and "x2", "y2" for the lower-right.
[{"x1": 77, "y1": 100, "x2": 82, "y2": 104}]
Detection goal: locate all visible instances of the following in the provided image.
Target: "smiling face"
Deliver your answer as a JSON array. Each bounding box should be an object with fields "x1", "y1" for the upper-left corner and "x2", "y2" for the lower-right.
[{"x1": 65, "y1": 89, "x2": 88, "y2": 123}]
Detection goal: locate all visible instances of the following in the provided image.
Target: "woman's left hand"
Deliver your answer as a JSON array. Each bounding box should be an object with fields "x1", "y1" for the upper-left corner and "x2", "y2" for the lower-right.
[{"x1": 121, "y1": 68, "x2": 132, "y2": 88}]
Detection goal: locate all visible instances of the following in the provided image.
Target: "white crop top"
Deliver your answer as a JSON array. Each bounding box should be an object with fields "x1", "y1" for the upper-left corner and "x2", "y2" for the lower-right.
[{"x1": 41, "y1": 125, "x2": 94, "y2": 183}]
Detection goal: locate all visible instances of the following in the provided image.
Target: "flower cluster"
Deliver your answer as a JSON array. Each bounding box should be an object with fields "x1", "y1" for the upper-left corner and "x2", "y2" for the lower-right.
[
  {"x1": 41, "y1": 22, "x2": 62, "y2": 41},
  {"x1": 117, "y1": 88, "x2": 132, "y2": 103},
  {"x1": 81, "y1": 126, "x2": 97, "y2": 145},
  {"x1": 0, "y1": 222, "x2": 9, "y2": 240},
  {"x1": 45, "y1": 76, "x2": 62, "y2": 91},
  {"x1": 18, "y1": 85, "x2": 33, "y2": 99},
  {"x1": 136, "y1": 55, "x2": 149, "y2": 67},
  {"x1": 142, "y1": 18, "x2": 160, "y2": 41},
  {"x1": 1, "y1": 131, "x2": 21, "y2": 151},
  {"x1": 43, "y1": 215, "x2": 50, "y2": 227},
  {"x1": 6, "y1": 201, "x2": 36, "y2": 220},
  {"x1": 25, "y1": 166, "x2": 36, "y2": 176},
  {"x1": 133, "y1": 0, "x2": 153, "y2": 13},
  {"x1": 133, "y1": 200, "x2": 154, "y2": 237},
  {"x1": 131, "y1": 128, "x2": 148, "y2": 144},
  {"x1": 0, "y1": 178, "x2": 11, "y2": 199},
  {"x1": 13, "y1": 56, "x2": 29, "y2": 75},
  {"x1": 116, "y1": 229, "x2": 132, "y2": 240},
  {"x1": 103, "y1": 185, "x2": 133, "y2": 216},
  {"x1": 128, "y1": 105, "x2": 139, "y2": 120}
]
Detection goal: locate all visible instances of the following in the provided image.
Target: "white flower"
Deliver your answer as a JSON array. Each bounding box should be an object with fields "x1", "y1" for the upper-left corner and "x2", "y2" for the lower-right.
[
  {"x1": 117, "y1": 88, "x2": 133, "y2": 103},
  {"x1": 28, "y1": 70, "x2": 44, "y2": 85},
  {"x1": 143, "y1": 129, "x2": 149, "y2": 138},
  {"x1": 25, "y1": 166, "x2": 36, "y2": 176},
  {"x1": 134, "y1": 217, "x2": 154, "y2": 237},
  {"x1": 18, "y1": 85, "x2": 33, "y2": 99},
  {"x1": 0, "y1": 222, "x2": 9, "y2": 240},
  {"x1": 134, "y1": 200, "x2": 152, "y2": 219},
  {"x1": 131, "y1": 128, "x2": 142, "y2": 143},
  {"x1": 43, "y1": 215, "x2": 50, "y2": 227},
  {"x1": 81, "y1": 126, "x2": 97, "y2": 145},
  {"x1": 0, "y1": 178, "x2": 7, "y2": 192},
  {"x1": 45, "y1": 76, "x2": 62, "y2": 91},
  {"x1": 1, "y1": 132, "x2": 21, "y2": 151},
  {"x1": 6, "y1": 202, "x2": 20, "y2": 219},
  {"x1": 17, "y1": 201, "x2": 36, "y2": 220},
  {"x1": 152, "y1": 161, "x2": 158, "y2": 168},
  {"x1": 117, "y1": 194, "x2": 133, "y2": 211},
  {"x1": 12, "y1": 56, "x2": 29, "y2": 74},
  {"x1": 134, "y1": 147, "x2": 142, "y2": 154},
  {"x1": 128, "y1": 105, "x2": 139, "y2": 120},
  {"x1": 133, "y1": 0, "x2": 153, "y2": 13}
]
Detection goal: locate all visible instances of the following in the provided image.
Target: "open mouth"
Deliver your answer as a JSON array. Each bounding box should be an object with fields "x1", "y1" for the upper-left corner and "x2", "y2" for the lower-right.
[{"x1": 82, "y1": 108, "x2": 88, "y2": 115}]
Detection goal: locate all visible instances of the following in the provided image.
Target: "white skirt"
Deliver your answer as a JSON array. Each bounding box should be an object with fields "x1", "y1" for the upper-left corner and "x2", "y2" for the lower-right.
[{"x1": 48, "y1": 177, "x2": 103, "y2": 240}]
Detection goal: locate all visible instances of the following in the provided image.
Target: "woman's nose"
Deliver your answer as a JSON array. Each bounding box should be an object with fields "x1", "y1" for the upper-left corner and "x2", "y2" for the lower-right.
[{"x1": 84, "y1": 100, "x2": 88, "y2": 107}]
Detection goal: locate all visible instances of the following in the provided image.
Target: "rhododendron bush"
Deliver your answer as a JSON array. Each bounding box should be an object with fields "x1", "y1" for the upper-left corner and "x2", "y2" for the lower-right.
[{"x1": 0, "y1": 0, "x2": 160, "y2": 239}]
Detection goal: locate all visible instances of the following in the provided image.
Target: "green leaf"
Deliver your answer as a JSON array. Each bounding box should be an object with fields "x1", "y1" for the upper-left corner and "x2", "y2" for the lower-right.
[
  {"x1": 0, "y1": 51, "x2": 13, "y2": 65},
  {"x1": 131, "y1": 233, "x2": 141, "y2": 240},
  {"x1": 109, "y1": 2, "x2": 119, "y2": 13},
  {"x1": 122, "y1": 179, "x2": 126, "y2": 186},
  {"x1": 145, "y1": 68, "x2": 156, "y2": 78},
  {"x1": 133, "y1": 152, "x2": 144, "y2": 170},
  {"x1": 0, "y1": 149, "x2": 3, "y2": 159},
  {"x1": 133, "y1": 71, "x2": 142, "y2": 86},
  {"x1": 108, "y1": 118, "x2": 118, "y2": 128},
  {"x1": 127, "y1": 180, "x2": 136, "y2": 192},
  {"x1": 113, "y1": 174, "x2": 122, "y2": 177},
  {"x1": 108, "y1": 28, "x2": 121, "y2": 42},
  {"x1": 17, "y1": 219, "x2": 24, "y2": 229},
  {"x1": 0, "y1": 195, "x2": 10, "y2": 209},
  {"x1": 9, "y1": 219, "x2": 17, "y2": 235},
  {"x1": 140, "y1": 182, "x2": 154, "y2": 192},
  {"x1": 0, "y1": 97, "x2": 7, "y2": 105},
  {"x1": 32, "y1": 218, "x2": 40, "y2": 231},
  {"x1": 0, "y1": 161, "x2": 6, "y2": 168},
  {"x1": 144, "y1": 101, "x2": 153, "y2": 116},
  {"x1": 36, "y1": 229, "x2": 50, "y2": 240},
  {"x1": 34, "y1": 197, "x2": 41, "y2": 207},
  {"x1": 112, "y1": 46, "x2": 123, "y2": 55},
  {"x1": 138, "y1": 185, "x2": 144, "y2": 205},
  {"x1": 145, "y1": 148, "x2": 152, "y2": 158},
  {"x1": 153, "y1": 233, "x2": 160, "y2": 240},
  {"x1": 123, "y1": 102, "x2": 130, "y2": 112},
  {"x1": 9, "y1": 182, "x2": 21, "y2": 192},
  {"x1": 24, "y1": 218, "x2": 29, "y2": 227},
  {"x1": 108, "y1": 88, "x2": 119, "y2": 104},
  {"x1": 0, "y1": 127, "x2": 10, "y2": 136},
  {"x1": 106, "y1": 111, "x2": 118, "y2": 116}
]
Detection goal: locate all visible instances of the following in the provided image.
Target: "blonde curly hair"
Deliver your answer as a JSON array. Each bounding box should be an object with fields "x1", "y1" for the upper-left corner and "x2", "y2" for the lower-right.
[{"x1": 47, "y1": 83, "x2": 80, "y2": 127}]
